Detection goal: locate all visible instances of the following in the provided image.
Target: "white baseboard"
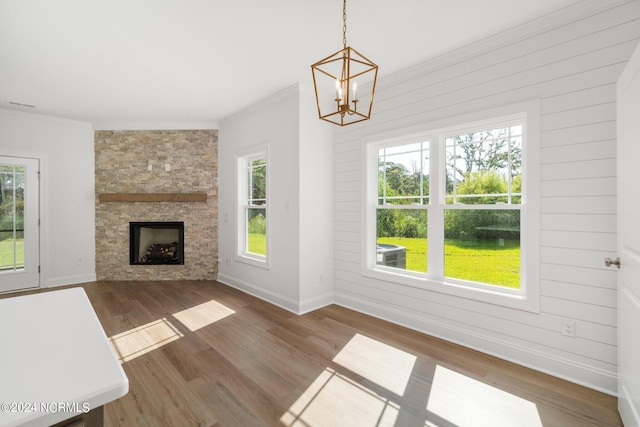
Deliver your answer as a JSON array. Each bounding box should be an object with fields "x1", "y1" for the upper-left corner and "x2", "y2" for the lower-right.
[
  {"x1": 45, "y1": 273, "x2": 97, "y2": 288},
  {"x1": 619, "y1": 384, "x2": 640, "y2": 426},
  {"x1": 298, "y1": 292, "x2": 334, "y2": 315},
  {"x1": 217, "y1": 273, "x2": 300, "y2": 314},
  {"x1": 334, "y1": 291, "x2": 618, "y2": 396},
  {"x1": 217, "y1": 274, "x2": 334, "y2": 315}
]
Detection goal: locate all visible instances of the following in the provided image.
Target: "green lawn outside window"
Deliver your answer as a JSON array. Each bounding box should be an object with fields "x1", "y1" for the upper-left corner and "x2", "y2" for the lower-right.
[
  {"x1": 0, "y1": 238, "x2": 24, "y2": 270},
  {"x1": 377, "y1": 237, "x2": 520, "y2": 288}
]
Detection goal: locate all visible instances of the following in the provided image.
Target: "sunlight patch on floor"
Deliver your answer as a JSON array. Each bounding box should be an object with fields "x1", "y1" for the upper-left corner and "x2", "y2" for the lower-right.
[
  {"x1": 172, "y1": 299, "x2": 235, "y2": 331},
  {"x1": 427, "y1": 365, "x2": 542, "y2": 427},
  {"x1": 281, "y1": 334, "x2": 418, "y2": 426},
  {"x1": 332, "y1": 333, "x2": 417, "y2": 396},
  {"x1": 280, "y1": 367, "x2": 400, "y2": 427},
  {"x1": 108, "y1": 318, "x2": 184, "y2": 363}
]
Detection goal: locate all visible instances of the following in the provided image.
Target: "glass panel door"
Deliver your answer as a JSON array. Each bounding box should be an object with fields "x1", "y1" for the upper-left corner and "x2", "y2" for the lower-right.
[{"x1": 0, "y1": 156, "x2": 39, "y2": 293}]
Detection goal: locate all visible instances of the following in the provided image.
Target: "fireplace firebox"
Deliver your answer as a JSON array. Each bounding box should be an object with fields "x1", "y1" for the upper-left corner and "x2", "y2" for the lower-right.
[{"x1": 130, "y1": 222, "x2": 184, "y2": 265}]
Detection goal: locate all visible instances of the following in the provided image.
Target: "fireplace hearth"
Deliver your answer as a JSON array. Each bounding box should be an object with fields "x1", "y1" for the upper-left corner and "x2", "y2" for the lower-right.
[{"x1": 130, "y1": 222, "x2": 184, "y2": 265}]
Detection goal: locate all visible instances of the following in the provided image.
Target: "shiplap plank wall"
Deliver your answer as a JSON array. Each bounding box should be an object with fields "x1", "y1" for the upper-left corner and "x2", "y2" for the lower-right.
[{"x1": 332, "y1": 0, "x2": 640, "y2": 393}]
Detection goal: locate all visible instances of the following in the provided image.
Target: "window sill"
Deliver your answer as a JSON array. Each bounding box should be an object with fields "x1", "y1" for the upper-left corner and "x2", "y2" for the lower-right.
[
  {"x1": 362, "y1": 266, "x2": 539, "y2": 313},
  {"x1": 236, "y1": 253, "x2": 270, "y2": 270}
]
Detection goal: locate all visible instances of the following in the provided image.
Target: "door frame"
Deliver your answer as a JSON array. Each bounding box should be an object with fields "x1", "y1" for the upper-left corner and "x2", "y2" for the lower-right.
[
  {"x1": 616, "y1": 41, "x2": 640, "y2": 426},
  {"x1": 0, "y1": 151, "x2": 44, "y2": 293}
]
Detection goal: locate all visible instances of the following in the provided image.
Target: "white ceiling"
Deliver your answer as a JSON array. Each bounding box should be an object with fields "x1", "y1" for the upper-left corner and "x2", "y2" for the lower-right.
[{"x1": 0, "y1": 0, "x2": 585, "y2": 128}]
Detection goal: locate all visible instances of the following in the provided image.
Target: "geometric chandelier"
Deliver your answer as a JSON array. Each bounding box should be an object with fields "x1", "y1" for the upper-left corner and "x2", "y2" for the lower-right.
[{"x1": 311, "y1": 0, "x2": 378, "y2": 126}]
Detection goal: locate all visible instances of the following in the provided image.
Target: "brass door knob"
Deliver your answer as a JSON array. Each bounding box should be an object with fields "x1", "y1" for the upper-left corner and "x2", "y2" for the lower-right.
[{"x1": 604, "y1": 257, "x2": 621, "y2": 269}]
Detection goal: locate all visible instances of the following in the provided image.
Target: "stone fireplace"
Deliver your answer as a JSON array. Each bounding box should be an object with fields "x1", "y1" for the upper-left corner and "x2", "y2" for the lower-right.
[{"x1": 94, "y1": 130, "x2": 218, "y2": 281}]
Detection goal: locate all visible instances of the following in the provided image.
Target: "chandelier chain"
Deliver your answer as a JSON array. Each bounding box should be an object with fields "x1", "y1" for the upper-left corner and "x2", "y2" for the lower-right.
[{"x1": 342, "y1": 0, "x2": 347, "y2": 48}]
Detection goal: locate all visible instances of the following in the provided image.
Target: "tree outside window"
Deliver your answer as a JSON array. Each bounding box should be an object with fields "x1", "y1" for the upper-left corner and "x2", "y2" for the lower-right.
[
  {"x1": 0, "y1": 165, "x2": 25, "y2": 270},
  {"x1": 444, "y1": 125, "x2": 522, "y2": 288},
  {"x1": 238, "y1": 149, "x2": 268, "y2": 265},
  {"x1": 246, "y1": 159, "x2": 266, "y2": 256},
  {"x1": 375, "y1": 122, "x2": 523, "y2": 289}
]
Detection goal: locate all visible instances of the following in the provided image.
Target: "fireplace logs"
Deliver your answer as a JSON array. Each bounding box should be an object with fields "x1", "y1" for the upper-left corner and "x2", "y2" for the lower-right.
[{"x1": 140, "y1": 242, "x2": 179, "y2": 263}]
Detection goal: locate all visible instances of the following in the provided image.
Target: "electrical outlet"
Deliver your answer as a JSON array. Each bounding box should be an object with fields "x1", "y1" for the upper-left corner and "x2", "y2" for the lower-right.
[
  {"x1": 76, "y1": 257, "x2": 85, "y2": 265},
  {"x1": 561, "y1": 320, "x2": 576, "y2": 338}
]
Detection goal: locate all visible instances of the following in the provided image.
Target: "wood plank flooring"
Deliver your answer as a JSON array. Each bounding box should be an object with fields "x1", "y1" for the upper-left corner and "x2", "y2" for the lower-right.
[{"x1": 3, "y1": 281, "x2": 622, "y2": 426}]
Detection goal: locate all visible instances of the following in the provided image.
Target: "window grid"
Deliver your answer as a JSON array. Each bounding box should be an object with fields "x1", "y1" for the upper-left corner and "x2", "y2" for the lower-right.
[
  {"x1": 378, "y1": 141, "x2": 429, "y2": 206},
  {"x1": 445, "y1": 125, "x2": 522, "y2": 207},
  {"x1": 247, "y1": 160, "x2": 266, "y2": 206},
  {"x1": 372, "y1": 119, "x2": 524, "y2": 290},
  {"x1": 238, "y1": 152, "x2": 268, "y2": 264}
]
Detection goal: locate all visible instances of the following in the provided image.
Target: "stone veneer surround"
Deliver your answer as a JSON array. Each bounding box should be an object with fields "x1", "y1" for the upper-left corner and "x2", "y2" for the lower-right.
[{"x1": 95, "y1": 130, "x2": 218, "y2": 280}]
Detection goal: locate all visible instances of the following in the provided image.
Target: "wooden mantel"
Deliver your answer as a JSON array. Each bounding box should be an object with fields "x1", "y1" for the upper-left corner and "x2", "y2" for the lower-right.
[{"x1": 98, "y1": 193, "x2": 207, "y2": 203}]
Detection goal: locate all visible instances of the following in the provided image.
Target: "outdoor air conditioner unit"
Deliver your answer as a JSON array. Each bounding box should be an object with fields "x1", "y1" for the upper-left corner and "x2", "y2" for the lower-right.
[{"x1": 376, "y1": 244, "x2": 406, "y2": 269}]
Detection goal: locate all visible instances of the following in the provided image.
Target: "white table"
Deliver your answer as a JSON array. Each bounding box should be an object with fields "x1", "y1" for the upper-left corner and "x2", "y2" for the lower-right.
[{"x1": 0, "y1": 288, "x2": 129, "y2": 427}]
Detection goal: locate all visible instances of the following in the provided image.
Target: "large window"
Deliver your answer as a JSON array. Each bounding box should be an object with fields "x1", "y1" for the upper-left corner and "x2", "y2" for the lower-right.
[
  {"x1": 238, "y1": 148, "x2": 268, "y2": 266},
  {"x1": 365, "y1": 105, "x2": 539, "y2": 311}
]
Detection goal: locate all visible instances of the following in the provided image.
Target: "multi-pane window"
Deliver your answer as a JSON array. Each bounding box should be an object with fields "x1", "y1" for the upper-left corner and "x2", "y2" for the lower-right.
[
  {"x1": 238, "y1": 151, "x2": 268, "y2": 264},
  {"x1": 377, "y1": 142, "x2": 430, "y2": 273},
  {"x1": 443, "y1": 125, "x2": 522, "y2": 288},
  {"x1": 367, "y1": 110, "x2": 537, "y2": 307}
]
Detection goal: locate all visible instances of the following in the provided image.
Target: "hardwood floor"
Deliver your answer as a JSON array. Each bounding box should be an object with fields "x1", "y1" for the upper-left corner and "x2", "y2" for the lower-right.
[{"x1": 4, "y1": 281, "x2": 622, "y2": 426}]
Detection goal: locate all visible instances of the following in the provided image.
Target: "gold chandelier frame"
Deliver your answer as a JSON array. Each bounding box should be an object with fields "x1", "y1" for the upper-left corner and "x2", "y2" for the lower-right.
[{"x1": 311, "y1": 0, "x2": 378, "y2": 126}]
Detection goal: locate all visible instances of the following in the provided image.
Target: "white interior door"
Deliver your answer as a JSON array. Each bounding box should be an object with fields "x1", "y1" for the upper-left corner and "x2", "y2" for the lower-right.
[
  {"x1": 617, "y1": 42, "x2": 640, "y2": 426},
  {"x1": 0, "y1": 156, "x2": 39, "y2": 293}
]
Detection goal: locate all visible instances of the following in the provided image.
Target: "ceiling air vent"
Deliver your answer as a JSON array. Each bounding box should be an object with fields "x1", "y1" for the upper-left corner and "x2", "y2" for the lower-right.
[{"x1": 8, "y1": 101, "x2": 35, "y2": 108}]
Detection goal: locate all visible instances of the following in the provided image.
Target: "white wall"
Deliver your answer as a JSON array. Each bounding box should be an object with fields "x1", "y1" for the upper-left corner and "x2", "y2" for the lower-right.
[
  {"x1": 298, "y1": 83, "x2": 334, "y2": 313},
  {"x1": 0, "y1": 108, "x2": 96, "y2": 287},
  {"x1": 332, "y1": 0, "x2": 640, "y2": 394},
  {"x1": 218, "y1": 84, "x2": 333, "y2": 313}
]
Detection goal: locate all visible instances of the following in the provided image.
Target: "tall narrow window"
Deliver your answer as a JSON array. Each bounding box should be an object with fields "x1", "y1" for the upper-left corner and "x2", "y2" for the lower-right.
[
  {"x1": 238, "y1": 149, "x2": 268, "y2": 266},
  {"x1": 246, "y1": 158, "x2": 267, "y2": 256}
]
